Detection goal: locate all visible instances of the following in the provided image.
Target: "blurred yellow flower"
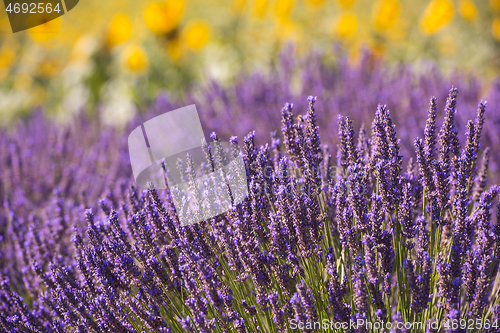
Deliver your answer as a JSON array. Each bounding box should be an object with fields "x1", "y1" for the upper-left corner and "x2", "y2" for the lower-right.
[
  {"x1": 336, "y1": 0, "x2": 355, "y2": 9},
  {"x1": 144, "y1": 0, "x2": 184, "y2": 35},
  {"x1": 493, "y1": 18, "x2": 500, "y2": 41},
  {"x1": 37, "y1": 59, "x2": 59, "y2": 78},
  {"x1": 0, "y1": 45, "x2": 15, "y2": 69},
  {"x1": 275, "y1": 0, "x2": 294, "y2": 19},
  {"x1": 420, "y1": 0, "x2": 453, "y2": 35},
  {"x1": 106, "y1": 14, "x2": 132, "y2": 47},
  {"x1": 253, "y1": 0, "x2": 267, "y2": 18},
  {"x1": 304, "y1": 0, "x2": 325, "y2": 7},
  {"x1": 459, "y1": 0, "x2": 477, "y2": 21},
  {"x1": 232, "y1": 0, "x2": 246, "y2": 14},
  {"x1": 0, "y1": 45, "x2": 14, "y2": 81},
  {"x1": 166, "y1": 37, "x2": 182, "y2": 60},
  {"x1": 334, "y1": 12, "x2": 358, "y2": 38},
  {"x1": 121, "y1": 44, "x2": 149, "y2": 73},
  {"x1": 183, "y1": 20, "x2": 210, "y2": 51},
  {"x1": 385, "y1": 18, "x2": 407, "y2": 40},
  {"x1": 372, "y1": 0, "x2": 400, "y2": 31},
  {"x1": 491, "y1": 0, "x2": 500, "y2": 11},
  {"x1": 275, "y1": 18, "x2": 302, "y2": 42},
  {"x1": 28, "y1": 17, "x2": 61, "y2": 42}
]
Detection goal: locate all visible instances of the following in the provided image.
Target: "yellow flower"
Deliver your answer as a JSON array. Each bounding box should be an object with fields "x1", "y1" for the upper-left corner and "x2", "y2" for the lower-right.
[
  {"x1": 232, "y1": 0, "x2": 246, "y2": 14},
  {"x1": 166, "y1": 37, "x2": 182, "y2": 60},
  {"x1": 336, "y1": 0, "x2": 355, "y2": 9},
  {"x1": 37, "y1": 59, "x2": 59, "y2": 78},
  {"x1": 275, "y1": 18, "x2": 302, "y2": 42},
  {"x1": 0, "y1": 44, "x2": 15, "y2": 80},
  {"x1": 121, "y1": 44, "x2": 149, "y2": 73},
  {"x1": 304, "y1": 0, "x2": 325, "y2": 7},
  {"x1": 491, "y1": 0, "x2": 500, "y2": 11},
  {"x1": 493, "y1": 18, "x2": 500, "y2": 41},
  {"x1": 28, "y1": 16, "x2": 61, "y2": 42},
  {"x1": 372, "y1": 0, "x2": 400, "y2": 31},
  {"x1": 334, "y1": 12, "x2": 358, "y2": 38},
  {"x1": 275, "y1": 0, "x2": 294, "y2": 19},
  {"x1": 459, "y1": 0, "x2": 477, "y2": 21},
  {"x1": 106, "y1": 14, "x2": 132, "y2": 48},
  {"x1": 0, "y1": 45, "x2": 15, "y2": 69},
  {"x1": 183, "y1": 20, "x2": 210, "y2": 51},
  {"x1": 420, "y1": 0, "x2": 454, "y2": 35},
  {"x1": 253, "y1": 0, "x2": 267, "y2": 18},
  {"x1": 144, "y1": 0, "x2": 184, "y2": 35}
]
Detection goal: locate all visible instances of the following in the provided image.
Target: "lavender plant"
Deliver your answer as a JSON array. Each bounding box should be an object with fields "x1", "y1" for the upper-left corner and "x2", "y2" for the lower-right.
[{"x1": 2, "y1": 84, "x2": 500, "y2": 333}]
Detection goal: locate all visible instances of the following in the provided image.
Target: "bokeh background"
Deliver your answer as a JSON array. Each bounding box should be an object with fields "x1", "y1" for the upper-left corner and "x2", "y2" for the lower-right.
[{"x1": 0, "y1": 0, "x2": 499, "y2": 126}]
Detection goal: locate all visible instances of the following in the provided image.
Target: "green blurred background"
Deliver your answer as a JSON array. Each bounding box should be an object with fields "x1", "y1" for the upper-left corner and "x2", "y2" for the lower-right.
[{"x1": 0, "y1": 0, "x2": 499, "y2": 125}]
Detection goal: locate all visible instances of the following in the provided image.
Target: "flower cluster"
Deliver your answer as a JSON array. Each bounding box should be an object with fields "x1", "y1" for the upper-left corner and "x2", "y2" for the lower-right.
[{"x1": 1, "y1": 86, "x2": 500, "y2": 333}]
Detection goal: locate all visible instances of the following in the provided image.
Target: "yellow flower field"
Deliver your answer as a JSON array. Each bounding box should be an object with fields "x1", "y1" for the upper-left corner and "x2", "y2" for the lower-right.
[{"x1": 0, "y1": 0, "x2": 497, "y2": 123}]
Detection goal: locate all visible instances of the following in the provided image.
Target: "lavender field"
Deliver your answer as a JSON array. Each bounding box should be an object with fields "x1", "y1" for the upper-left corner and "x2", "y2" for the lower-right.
[{"x1": 1, "y1": 50, "x2": 500, "y2": 332}]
